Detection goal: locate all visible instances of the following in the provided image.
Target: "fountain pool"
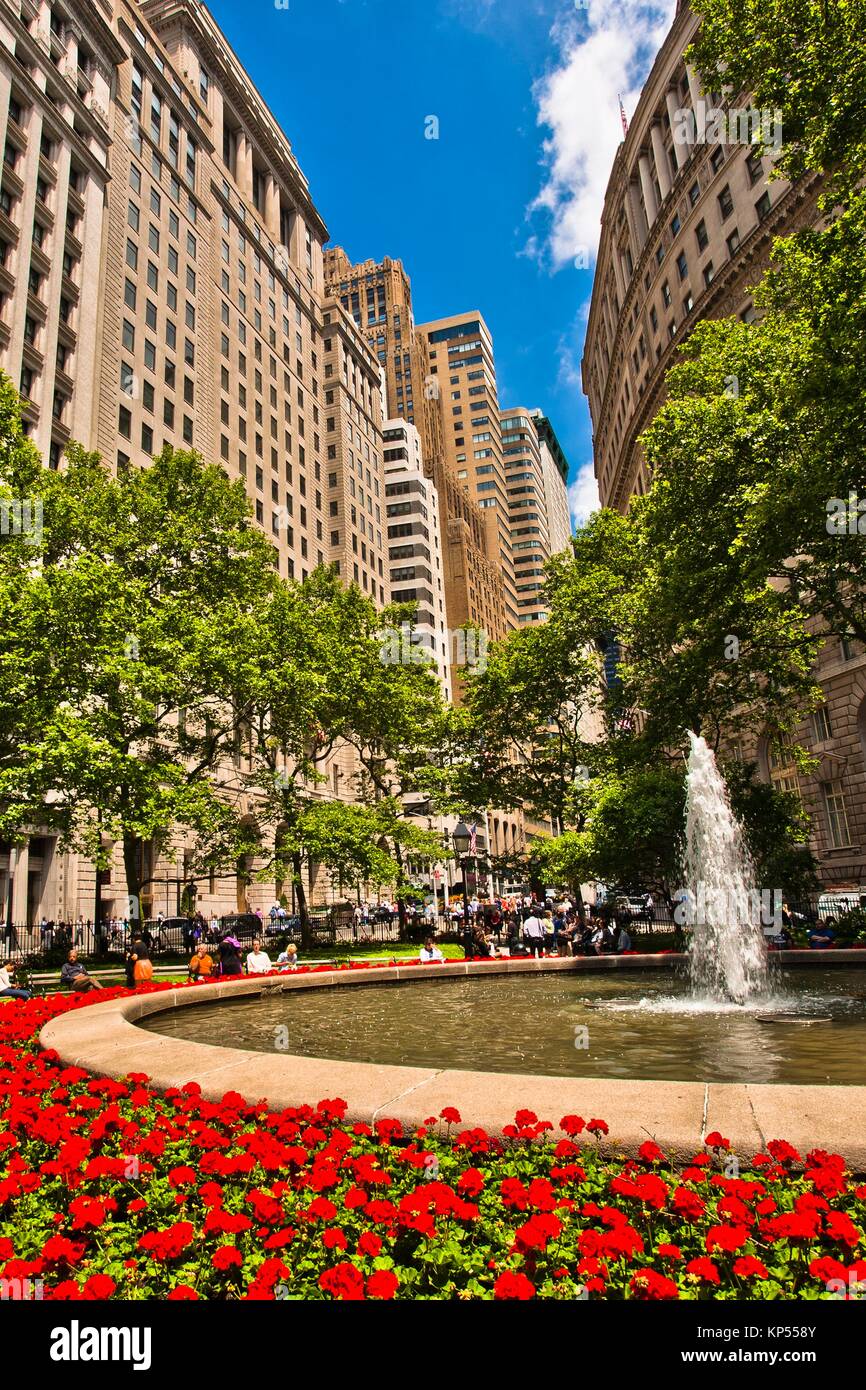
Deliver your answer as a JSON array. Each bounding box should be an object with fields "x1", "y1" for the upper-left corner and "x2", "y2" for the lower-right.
[{"x1": 141, "y1": 965, "x2": 866, "y2": 1085}]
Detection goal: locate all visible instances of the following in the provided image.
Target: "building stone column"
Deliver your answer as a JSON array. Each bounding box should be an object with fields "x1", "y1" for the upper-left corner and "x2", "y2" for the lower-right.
[
  {"x1": 34, "y1": 136, "x2": 72, "y2": 464},
  {"x1": 264, "y1": 171, "x2": 280, "y2": 239},
  {"x1": 650, "y1": 120, "x2": 672, "y2": 199},
  {"x1": 686, "y1": 63, "x2": 703, "y2": 121},
  {"x1": 8, "y1": 106, "x2": 44, "y2": 374},
  {"x1": 11, "y1": 839, "x2": 29, "y2": 924},
  {"x1": 626, "y1": 178, "x2": 648, "y2": 249},
  {"x1": 638, "y1": 152, "x2": 658, "y2": 226},
  {"x1": 64, "y1": 27, "x2": 78, "y2": 78},
  {"x1": 612, "y1": 248, "x2": 627, "y2": 302},
  {"x1": 666, "y1": 88, "x2": 689, "y2": 168},
  {"x1": 237, "y1": 131, "x2": 253, "y2": 197}
]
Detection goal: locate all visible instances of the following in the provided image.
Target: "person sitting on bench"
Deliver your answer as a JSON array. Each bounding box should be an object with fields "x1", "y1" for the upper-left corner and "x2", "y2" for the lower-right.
[
  {"x1": 0, "y1": 960, "x2": 31, "y2": 1000},
  {"x1": 60, "y1": 948, "x2": 104, "y2": 992}
]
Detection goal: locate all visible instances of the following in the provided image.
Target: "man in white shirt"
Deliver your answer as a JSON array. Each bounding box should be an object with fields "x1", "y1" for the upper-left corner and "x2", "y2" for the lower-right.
[
  {"x1": 522, "y1": 912, "x2": 545, "y2": 958},
  {"x1": 245, "y1": 938, "x2": 272, "y2": 974},
  {"x1": 419, "y1": 937, "x2": 444, "y2": 963}
]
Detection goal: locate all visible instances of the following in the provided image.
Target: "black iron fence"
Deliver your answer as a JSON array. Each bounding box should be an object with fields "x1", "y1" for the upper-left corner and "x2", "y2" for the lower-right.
[{"x1": 0, "y1": 906, "x2": 449, "y2": 968}]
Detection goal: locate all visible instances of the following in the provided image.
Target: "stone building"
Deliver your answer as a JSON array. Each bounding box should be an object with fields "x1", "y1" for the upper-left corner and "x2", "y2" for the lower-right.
[
  {"x1": 581, "y1": 0, "x2": 864, "y2": 889},
  {"x1": 324, "y1": 248, "x2": 508, "y2": 701},
  {"x1": 0, "y1": 0, "x2": 383, "y2": 925}
]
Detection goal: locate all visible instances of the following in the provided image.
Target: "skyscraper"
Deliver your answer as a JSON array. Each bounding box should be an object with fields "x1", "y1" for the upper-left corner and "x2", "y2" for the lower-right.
[
  {"x1": 419, "y1": 311, "x2": 518, "y2": 632},
  {"x1": 0, "y1": 0, "x2": 383, "y2": 922},
  {"x1": 324, "y1": 248, "x2": 507, "y2": 697}
]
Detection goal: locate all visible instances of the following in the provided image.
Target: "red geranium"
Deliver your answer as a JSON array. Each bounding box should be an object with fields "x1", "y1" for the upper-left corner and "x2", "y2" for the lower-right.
[
  {"x1": 319, "y1": 1261, "x2": 365, "y2": 1301},
  {"x1": 631, "y1": 1269, "x2": 679, "y2": 1300},
  {"x1": 367, "y1": 1269, "x2": 399, "y2": 1299},
  {"x1": 686, "y1": 1257, "x2": 721, "y2": 1285},
  {"x1": 211, "y1": 1246, "x2": 243, "y2": 1272},
  {"x1": 493, "y1": 1270, "x2": 535, "y2": 1300}
]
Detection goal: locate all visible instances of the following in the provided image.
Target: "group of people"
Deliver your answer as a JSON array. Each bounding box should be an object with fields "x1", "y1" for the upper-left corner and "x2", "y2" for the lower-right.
[
  {"x1": 452, "y1": 895, "x2": 634, "y2": 960},
  {"x1": 187, "y1": 935, "x2": 301, "y2": 981}
]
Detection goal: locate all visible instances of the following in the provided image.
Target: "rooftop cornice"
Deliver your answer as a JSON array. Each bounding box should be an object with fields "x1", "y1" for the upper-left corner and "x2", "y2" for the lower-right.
[{"x1": 141, "y1": 0, "x2": 328, "y2": 239}]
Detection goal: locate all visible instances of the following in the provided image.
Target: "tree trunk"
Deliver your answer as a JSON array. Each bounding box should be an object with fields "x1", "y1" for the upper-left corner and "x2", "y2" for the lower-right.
[
  {"x1": 392, "y1": 838, "x2": 408, "y2": 942},
  {"x1": 122, "y1": 832, "x2": 142, "y2": 933},
  {"x1": 293, "y1": 850, "x2": 313, "y2": 953}
]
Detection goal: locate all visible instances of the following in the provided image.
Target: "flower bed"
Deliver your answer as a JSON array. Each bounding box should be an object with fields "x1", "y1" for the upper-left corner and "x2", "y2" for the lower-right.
[{"x1": 1, "y1": 985, "x2": 865, "y2": 1300}]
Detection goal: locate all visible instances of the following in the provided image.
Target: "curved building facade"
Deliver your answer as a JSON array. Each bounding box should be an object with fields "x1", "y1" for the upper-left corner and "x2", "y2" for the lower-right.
[
  {"x1": 582, "y1": 3, "x2": 865, "y2": 890},
  {"x1": 582, "y1": 0, "x2": 820, "y2": 513}
]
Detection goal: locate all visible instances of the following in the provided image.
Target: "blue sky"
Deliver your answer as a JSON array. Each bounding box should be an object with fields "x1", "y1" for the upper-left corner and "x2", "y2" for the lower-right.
[{"x1": 208, "y1": 0, "x2": 675, "y2": 522}]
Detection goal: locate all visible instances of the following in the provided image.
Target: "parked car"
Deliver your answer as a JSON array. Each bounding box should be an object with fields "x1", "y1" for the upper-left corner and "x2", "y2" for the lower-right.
[
  {"x1": 218, "y1": 913, "x2": 265, "y2": 943},
  {"x1": 263, "y1": 913, "x2": 301, "y2": 938},
  {"x1": 612, "y1": 893, "x2": 655, "y2": 924},
  {"x1": 142, "y1": 917, "x2": 197, "y2": 951}
]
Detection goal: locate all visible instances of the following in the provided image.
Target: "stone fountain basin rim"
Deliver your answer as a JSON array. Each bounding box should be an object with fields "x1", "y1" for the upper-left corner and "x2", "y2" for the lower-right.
[{"x1": 38, "y1": 949, "x2": 866, "y2": 1170}]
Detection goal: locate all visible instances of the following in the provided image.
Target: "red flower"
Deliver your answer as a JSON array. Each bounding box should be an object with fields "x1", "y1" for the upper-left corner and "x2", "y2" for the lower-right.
[
  {"x1": 514, "y1": 1109, "x2": 538, "y2": 1128},
  {"x1": 656, "y1": 1244, "x2": 682, "y2": 1261},
  {"x1": 41, "y1": 1236, "x2": 83, "y2": 1266},
  {"x1": 767, "y1": 1139, "x2": 802, "y2": 1166},
  {"x1": 366, "y1": 1269, "x2": 399, "y2": 1300},
  {"x1": 440, "y1": 1107, "x2": 461, "y2": 1125},
  {"x1": 322, "y1": 1228, "x2": 348, "y2": 1251},
  {"x1": 560, "y1": 1115, "x2": 586, "y2": 1136},
  {"x1": 306, "y1": 1197, "x2": 338, "y2": 1223},
  {"x1": 705, "y1": 1224, "x2": 749, "y2": 1255},
  {"x1": 809, "y1": 1255, "x2": 848, "y2": 1284},
  {"x1": 138, "y1": 1221, "x2": 195, "y2": 1261},
  {"x1": 68, "y1": 1196, "x2": 108, "y2": 1231},
  {"x1": 319, "y1": 1261, "x2": 365, "y2": 1301},
  {"x1": 212, "y1": 1246, "x2": 243, "y2": 1272},
  {"x1": 733, "y1": 1257, "x2": 768, "y2": 1279},
  {"x1": 637, "y1": 1140, "x2": 665, "y2": 1165},
  {"x1": 456, "y1": 1168, "x2": 485, "y2": 1197},
  {"x1": 587, "y1": 1118, "x2": 609, "y2": 1136},
  {"x1": 167, "y1": 1165, "x2": 197, "y2": 1188},
  {"x1": 493, "y1": 1270, "x2": 535, "y2": 1300},
  {"x1": 686, "y1": 1257, "x2": 721, "y2": 1285},
  {"x1": 357, "y1": 1232, "x2": 383, "y2": 1258},
  {"x1": 82, "y1": 1274, "x2": 116, "y2": 1300},
  {"x1": 824, "y1": 1211, "x2": 861, "y2": 1248},
  {"x1": 672, "y1": 1187, "x2": 706, "y2": 1222},
  {"x1": 514, "y1": 1213, "x2": 563, "y2": 1252},
  {"x1": 168, "y1": 1285, "x2": 199, "y2": 1300},
  {"x1": 631, "y1": 1269, "x2": 679, "y2": 1300},
  {"x1": 704, "y1": 1131, "x2": 730, "y2": 1150}
]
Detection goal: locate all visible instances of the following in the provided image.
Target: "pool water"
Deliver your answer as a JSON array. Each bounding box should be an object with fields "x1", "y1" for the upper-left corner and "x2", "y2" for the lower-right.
[{"x1": 140, "y1": 967, "x2": 866, "y2": 1085}]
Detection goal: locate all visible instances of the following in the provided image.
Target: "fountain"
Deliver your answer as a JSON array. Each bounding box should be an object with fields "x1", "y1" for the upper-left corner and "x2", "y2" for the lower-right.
[
  {"x1": 134, "y1": 731, "x2": 863, "y2": 1093},
  {"x1": 683, "y1": 731, "x2": 772, "y2": 1004}
]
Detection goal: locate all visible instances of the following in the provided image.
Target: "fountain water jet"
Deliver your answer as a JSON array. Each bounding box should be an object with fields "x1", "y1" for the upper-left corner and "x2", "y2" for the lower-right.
[{"x1": 683, "y1": 731, "x2": 772, "y2": 1004}]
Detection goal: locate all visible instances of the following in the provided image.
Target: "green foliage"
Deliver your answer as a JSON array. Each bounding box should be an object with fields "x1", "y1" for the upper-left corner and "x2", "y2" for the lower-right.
[
  {"x1": 459, "y1": 614, "x2": 605, "y2": 829},
  {"x1": 0, "y1": 433, "x2": 277, "y2": 901},
  {"x1": 689, "y1": 0, "x2": 866, "y2": 205}
]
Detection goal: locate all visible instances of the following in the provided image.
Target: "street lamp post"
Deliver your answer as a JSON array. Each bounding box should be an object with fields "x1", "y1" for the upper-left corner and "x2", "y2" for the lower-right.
[{"x1": 452, "y1": 821, "x2": 473, "y2": 958}]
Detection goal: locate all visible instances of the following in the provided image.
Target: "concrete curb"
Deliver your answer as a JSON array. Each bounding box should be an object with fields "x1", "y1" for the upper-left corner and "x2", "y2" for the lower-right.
[{"x1": 38, "y1": 951, "x2": 866, "y2": 1168}]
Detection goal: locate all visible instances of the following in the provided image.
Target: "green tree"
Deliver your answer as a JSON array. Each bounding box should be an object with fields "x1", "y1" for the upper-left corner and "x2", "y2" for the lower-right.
[
  {"x1": 459, "y1": 614, "x2": 605, "y2": 833},
  {"x1": 0, "y1": 437, "x2": 277, "y2": 919},
  {"x1": 231, "y1": 568, "x2": 443, "y2": 946}
]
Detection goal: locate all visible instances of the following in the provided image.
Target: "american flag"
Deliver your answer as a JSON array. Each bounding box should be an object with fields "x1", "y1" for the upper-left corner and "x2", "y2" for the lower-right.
[
  {"x1": 469, "y1": 822, "x2": 478, "y2": 856},
  {"x1": 618, "y1": 96, "x2": 629, "y2": 137}
]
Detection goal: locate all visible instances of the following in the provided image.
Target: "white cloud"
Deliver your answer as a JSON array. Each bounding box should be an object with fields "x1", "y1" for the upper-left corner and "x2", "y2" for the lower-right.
[
  {"x1": 532, "y1": 0, "x2": 676, "y2": 267},
  {"x1": 569, "y1": 460, "x2": 601, "y2": 526}
]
